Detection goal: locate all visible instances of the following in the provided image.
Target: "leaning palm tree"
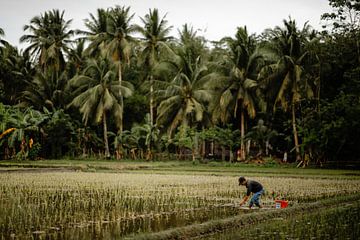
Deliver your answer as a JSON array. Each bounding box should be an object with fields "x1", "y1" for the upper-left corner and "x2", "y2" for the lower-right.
[
  {"x1": 260, "y1": 18, "x2": 316, "y2": 163},
  {"x1": 207, "y1": 26, "x2": 263, "y2": 161},
  {"x1": 135, "y1": 8, "x2": 173, "y2": 127},
  {"x1": 67, "y1": 56, "x2": 133, "y2": 158},
  {"x1": 20, "y1": 9, "x2": 74, "y2": 72}
]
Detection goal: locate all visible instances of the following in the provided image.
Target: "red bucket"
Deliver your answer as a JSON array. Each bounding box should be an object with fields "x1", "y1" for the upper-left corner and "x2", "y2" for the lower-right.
[{"x1": 275, "y1": 200, "x2": 288, "y2": 208}]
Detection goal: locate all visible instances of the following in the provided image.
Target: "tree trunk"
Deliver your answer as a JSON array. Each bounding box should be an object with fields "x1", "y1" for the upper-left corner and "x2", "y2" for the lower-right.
[
  {"x1": 147, "y1": 75, "x2": 154, "y2": 161},
  {"x1": 103, "y1": 112, "x2": 110, "y2": 158},
  {"x1": 229, "y1": 147, "x2": 234, "y2": 163},
  {"x1": 118, "y1": 62, "x2": 123, "y2": 134},
  {"x1": 150, "y1": 75, "x2": 154, "y2": 127},
  {"x1": 192, "y1": 146, "x2": 196, "y2": 163},
  {"x1": 292, "y1": 103, "x2": 301, "y2": 162},
  {"x1": 118, "y1": 62, "x2": 124, "y2": 159},
  {"x1": 221, "y1": 146, "x2": 225, "y2": 162},
  {"x1": 240, "y1": 109, "x2": 246, "y2": 161}
]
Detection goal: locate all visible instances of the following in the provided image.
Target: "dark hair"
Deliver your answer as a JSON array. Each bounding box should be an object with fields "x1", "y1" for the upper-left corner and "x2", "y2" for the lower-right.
[{"x1": 239, "y1": 176, "x2": 246, "y2": 184}]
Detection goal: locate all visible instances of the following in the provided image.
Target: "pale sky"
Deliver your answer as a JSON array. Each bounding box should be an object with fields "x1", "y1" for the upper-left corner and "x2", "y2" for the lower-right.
[{"x1": 0, "y1": 0, "x2": 332, "y2": 49}]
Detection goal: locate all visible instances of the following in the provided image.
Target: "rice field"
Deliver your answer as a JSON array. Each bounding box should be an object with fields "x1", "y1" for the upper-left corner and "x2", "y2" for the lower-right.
[{"x1": 1, "y1": 171, "x2": 360, "y2": 239}]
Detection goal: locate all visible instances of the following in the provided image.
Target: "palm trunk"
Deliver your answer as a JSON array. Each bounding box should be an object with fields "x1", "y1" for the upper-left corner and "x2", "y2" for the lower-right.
[
  {"x1": 148, "y1": 75, "x2": 154, "y2": 161},
  {"x1": 221, "y1": 146, "x2": 225, "y2": 162},
  {"x1": 118, "y1": 62, "x2": 123, "y2": 134},
  {"x1": 150, "y1": 75, "x2": 154, "y2": 127},
  {"x1": 229, "y1": 147, "x2": 234, "y2": 163},
  {"x1": 103, "y1": 112, "x2": 110, "y2": 158},
  {"x1": 292, "y1": 103, "x2": 301, "y2": 162},
  {"x1": 240, "y1": 109, "x2": 246, "y2": 161},
  {"x1": 118, "y1": 62, "x2": 124, "y2": 159}
]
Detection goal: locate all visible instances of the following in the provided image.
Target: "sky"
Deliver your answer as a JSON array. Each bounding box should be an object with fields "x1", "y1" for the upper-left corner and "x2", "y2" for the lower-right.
[{"x1": 0, "y1": 0, "x2": 332, "y2": 49}]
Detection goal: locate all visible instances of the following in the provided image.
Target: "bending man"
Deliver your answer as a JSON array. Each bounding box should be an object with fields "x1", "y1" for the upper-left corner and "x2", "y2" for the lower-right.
[{"x1": 239, "y1": 176, "x2": 264, "y2": 208}]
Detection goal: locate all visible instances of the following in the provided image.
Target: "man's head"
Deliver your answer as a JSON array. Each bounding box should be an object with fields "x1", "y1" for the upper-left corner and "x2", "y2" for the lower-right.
[{"x1": 239, "y1": 176, "x2": 246, "y2": 185}]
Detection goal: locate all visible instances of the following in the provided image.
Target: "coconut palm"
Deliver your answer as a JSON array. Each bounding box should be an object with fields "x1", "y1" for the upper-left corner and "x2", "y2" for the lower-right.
[
  {"x1": 68, "y1": 56, "x2": 133, "y2": 158},
  {"x1": 135, "y1": 8, "x2": 172, "y2": 158},
  {"x1": 67, "y1": 39, "x2": 87, "y2": 75},
  {"x1": 0, "y1": 27, "x2": 8, "y2": 50},
  {"x1": 21, "y1": 69, "x2": 68, "y2": 110},
  {"x1": 135, "y1": 8, "x2": 173, "y2": 127},
  {"x1": 105, "y1": 6, "x2": 136, "y2": 134},
  {"x1": 0, "y1": 27, "x2": 6, "y2": 49},
  {"x1": 207, "y1": 26, "x2": 263, "y2": 161},
  {"x1": 1, "y1": 43, "x2": 34, "y2": 105},
  {"x1": 20, "y1": 9, "x2": 74, "y2": 72},
  {"x1": 132, "y1": 114, "x2": 160, "y2": 160},
  {"x1": 79, "y1": 8, "x2": 109, "y2": 57},
  {"x1": 260, "y1": 18, "x2": 315, "y2": 163},
  {"x1": 155, "y1": 50, "x2": 212, "y2": 139}
]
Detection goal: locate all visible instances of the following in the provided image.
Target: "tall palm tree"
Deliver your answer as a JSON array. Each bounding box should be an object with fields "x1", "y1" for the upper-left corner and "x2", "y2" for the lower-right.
[
  {"x1": 20, "y1": 9, "x2": 74, "y2": 72},
  {"x1": 260, "y1": 18, "x2": 315, "y2": 162},
  {"x1": 135, "y1": 8, "x2": 172, "y2": 158},
  {"x1": 68, "y1": 56, "x2": 133, "y2": 158},
  {"x1": 135, "y1": 8, "x2": 173, "y2": 127},
  {"x1": 105, "y1": 6, "x2": 136, "y2": 135},
  {"x1": 207, "y1": 26, "x2": 263, "y2": 161}
]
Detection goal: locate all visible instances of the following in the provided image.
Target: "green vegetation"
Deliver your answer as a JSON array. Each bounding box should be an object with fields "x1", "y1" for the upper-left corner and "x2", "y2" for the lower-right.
[
  {"x1": 203, "y1": 198, "x2": 360, "y2": 240},
  {"x1": 1, "y1": 166, "x2": 359, "y2": 239},
  {"x1": 0, "y1": 0, "x2": 359, "y2": 167}
]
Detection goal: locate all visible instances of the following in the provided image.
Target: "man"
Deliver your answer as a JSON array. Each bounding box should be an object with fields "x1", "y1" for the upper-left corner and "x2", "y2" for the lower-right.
[{"x1": 238, "y1": 176, "x2": 264, "y2": 208}]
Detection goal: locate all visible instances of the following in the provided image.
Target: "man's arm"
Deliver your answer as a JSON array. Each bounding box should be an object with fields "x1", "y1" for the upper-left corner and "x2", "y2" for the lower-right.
[{"x1": 239, "y1": 195, "x2": 249, "y2": 206}]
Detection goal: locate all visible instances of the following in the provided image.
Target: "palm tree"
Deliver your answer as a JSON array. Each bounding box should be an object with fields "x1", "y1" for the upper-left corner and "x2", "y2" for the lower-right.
[
  {"x1": 68, "y1": 56, "x2": 133, "y2": 158},
  {"x1": 260, "y1": 18, "x2": 315, "y2": 163},
  {"x1": 105, "y1": 6, "x2": 136, "y2": 135},
  {"x1": 132, "y1": 114, "x2": 160, "y2": 160},
  {"x1": 67, "y1": 39, "x2": 87, "y2": 75},
  {"x1": 20, "y1": 9, "x2": 74, "y2": 71},
  {"x1": 207, "y1": 26, "x2": 263, "y2": 161},
  {"x1": 0, "y1": 27, "x2": 6, "y2": 49},
  {"x1": 21, "y1": 69, "x2": 68, "y2": 110},
  {"x1": 135, "y1": 8, "x2": 172, "y2": 159},
  {"x1": 0, "y1": 27, "x2": 7, "y2": 49},
  {"x1": 1, "y1": 44, "x2": 34, "y2": 105},
  {"x1": 155, "y1": 48, "x2": 212, "y2": 139},
  {"x1": 79, "y1": 8, "x2": 109, "y2": 57},
  {"x1": 135, "y1": 8, "x2": 173, "y2": 127}
]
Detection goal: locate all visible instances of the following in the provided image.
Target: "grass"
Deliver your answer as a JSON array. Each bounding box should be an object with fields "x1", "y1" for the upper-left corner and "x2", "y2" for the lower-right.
[
  {"x1": 134, "y1": 194, "x2": 360, "y2": 240},
  {"x1": 1, "y1": 159, "x2": 359, "y2": 178},
  {"x1": 1, "y1": 158, "x2": 360, "y2": 239}
]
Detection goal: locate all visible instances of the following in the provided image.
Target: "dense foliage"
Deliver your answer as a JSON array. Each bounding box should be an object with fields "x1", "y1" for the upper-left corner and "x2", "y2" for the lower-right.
[{"x1": 0, "y1": 0, "x2": 359, "y2": 167}]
